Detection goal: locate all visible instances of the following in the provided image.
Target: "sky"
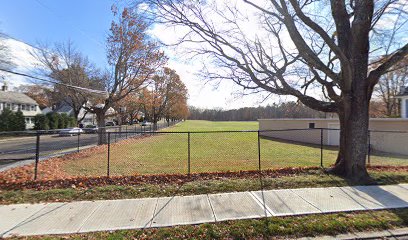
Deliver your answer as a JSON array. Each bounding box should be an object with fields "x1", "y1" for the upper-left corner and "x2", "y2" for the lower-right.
[{"x1": 0, "y1": 0, "x2": 281, "y2": 109}]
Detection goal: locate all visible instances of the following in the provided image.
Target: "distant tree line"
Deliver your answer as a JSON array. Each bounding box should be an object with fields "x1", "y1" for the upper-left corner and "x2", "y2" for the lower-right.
[
  {"x1": 188, "y1": 102, "x2": 329, "y2": 121},
  {"x1": 33, "y1": 112, "x2": 76, "y2": 130}
]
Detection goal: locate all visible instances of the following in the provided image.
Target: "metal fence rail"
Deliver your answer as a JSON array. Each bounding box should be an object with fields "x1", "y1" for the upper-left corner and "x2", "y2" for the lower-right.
[
  {"x1": 1, "y1": 127, "x2": 408, "y2": 181},
  {"x1": 0, "y1": 121, "x2": 179, "y2": 174}
]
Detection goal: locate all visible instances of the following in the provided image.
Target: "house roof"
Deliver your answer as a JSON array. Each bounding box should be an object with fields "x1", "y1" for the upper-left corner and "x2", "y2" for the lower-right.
[{"x1": 0, "y1": 91, "x2": 38, "y2": 105}]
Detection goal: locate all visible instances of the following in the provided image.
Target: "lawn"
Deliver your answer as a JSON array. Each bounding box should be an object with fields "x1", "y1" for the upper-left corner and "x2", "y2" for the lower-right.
[{"x1": 58, "y1": 120, "x2": 408, "y2": 178}]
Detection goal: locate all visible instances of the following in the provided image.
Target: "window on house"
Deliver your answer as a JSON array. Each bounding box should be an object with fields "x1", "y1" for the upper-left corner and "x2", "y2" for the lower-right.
[
  {"x1": 31, "y1": 105, "x2": 36, "y2": 111},
  {"x1": 5, "y1": 103, "x2": 11, "y2": 109},
  {"x1": 309, "y1": 123, "x2": 315, "y2": 129},
  {"x1": 21, "y1": 104, "x2": 26, "y2": 111}
]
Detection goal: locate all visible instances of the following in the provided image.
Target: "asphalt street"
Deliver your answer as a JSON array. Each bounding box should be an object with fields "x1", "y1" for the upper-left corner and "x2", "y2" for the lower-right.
[{"x1": 0, "y1": 131, "x2": 141, "y2": 171}]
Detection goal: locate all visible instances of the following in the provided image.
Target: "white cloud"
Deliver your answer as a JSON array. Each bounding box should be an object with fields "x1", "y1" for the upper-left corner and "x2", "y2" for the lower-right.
[{"x1": 0, "y1": 36, "x2": 45, "y2": 89}]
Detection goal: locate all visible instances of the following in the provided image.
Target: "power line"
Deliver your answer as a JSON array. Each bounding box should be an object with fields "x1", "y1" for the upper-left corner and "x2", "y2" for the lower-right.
[
  {"x1": 0, "y1": 33, "x2": 45, "y2": 52},
  {"x1": 34, "y1": 0, "x2": 106, "y2": 49},
  {"x1": 0, "y1": 68, "x2": 107, "y2": 95}
]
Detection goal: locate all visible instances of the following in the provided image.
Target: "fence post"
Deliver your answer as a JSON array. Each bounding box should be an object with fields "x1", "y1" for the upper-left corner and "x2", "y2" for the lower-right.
[
  {"x1": 320, "y1": 128, "x2": 323, "y2": 167},
  {"x1": 367, "y1": 130, "x2": 371, "y2": 165},
  {"x1": 188, "y1": 132, "x2": 191, "y2": 175},
  {"x1": 34, "y1": 132, "x2": 40, "y2": 180},
  {"x1": 107, "y1": 132, "x2": 111, "y2": 177},
  {"x1": 257, "y1": 130, "x2": 261, "y2": 172},
  {"x1": 125, "y1": 125, "x2": 128, "y2": 139},
  {"x1": 77, "y1": 129, "x2": 80, "y2": 152}
]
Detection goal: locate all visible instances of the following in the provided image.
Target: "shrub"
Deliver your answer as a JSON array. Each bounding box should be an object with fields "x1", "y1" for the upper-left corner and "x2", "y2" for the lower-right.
[
  {"x1": 46, "y1": 112, "x2": 59, "y2": 129},
  {"x1": 68, "y1": 117, "x2": 77, "y2": 127},
  {"x1": 57, "y1": 113, "x2": 65, "y2": 129},
  {"x1": 0, "y1": 108, "x2": 13, "y2": 131},
  {"x1": 60, "y1": 113, "x2": 70, "y2": 128},
  {"x1": 33, "y1": 114, "x2": 50, "y2": 130},
  {"x1": 0, "y1": 109, "x2": 25, "y2": 131},
  {"x1": 10, "y1": 110, "x2": 26, "y2": 131}
]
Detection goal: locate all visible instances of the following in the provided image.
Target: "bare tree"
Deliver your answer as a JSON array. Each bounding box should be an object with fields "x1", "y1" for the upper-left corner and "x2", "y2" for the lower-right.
[
  {"x1": 146, "y1": 0, "x2": 408, "y2": 182},
  {"x1": 32, "y1": 41, "x2": 103, "y2": 123},
  {"x1": 372, "y1": 7, "x2": 408, "y2": 117},
  {"x1": 374, "y1": 57, "x2": 408, "y2": 116},
  {"x1": 83, "y1": 6, "x2": 166, "y2": 144}
]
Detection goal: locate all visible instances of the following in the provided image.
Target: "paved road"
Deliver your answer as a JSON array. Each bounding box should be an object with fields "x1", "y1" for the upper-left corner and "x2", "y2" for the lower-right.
[
  {"x1": 0, "y1": 131, "x2": 141, "y2": 171},
  {"x1": 0, "y1": 122, "x2": 176, "y2": 171},
  {"x1": 1, "y1": 184, "x2": 408, "y2": 238}
]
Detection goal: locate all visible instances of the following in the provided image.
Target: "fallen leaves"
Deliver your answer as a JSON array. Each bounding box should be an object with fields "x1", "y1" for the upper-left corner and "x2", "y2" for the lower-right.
[{"x1": 0, "y1": 166, "x2": 321, "y2": 191}]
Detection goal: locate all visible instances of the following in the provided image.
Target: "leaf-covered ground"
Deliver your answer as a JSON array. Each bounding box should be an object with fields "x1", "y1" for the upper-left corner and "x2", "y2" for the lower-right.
[{"x1": 1, "y1": 167, "x2": 407, "y2": 204}]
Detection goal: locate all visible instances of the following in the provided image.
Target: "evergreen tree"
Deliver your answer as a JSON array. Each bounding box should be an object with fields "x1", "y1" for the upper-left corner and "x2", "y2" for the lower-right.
[
  {"x1": 10, "y1": 110, "x2": 26, "y2": 131},
  {"x1": 46, "y1": 112, "x2": 59, "y2": 129},
  {"x1": 34, "y1": 114, "x2": 50, "y2": 130},
  {"x1": 60, "y1": 113, "x2": 70, "y2": 128},
  {"x1": 0, "y1": 108, "x2": 13, "y2": 131},
  {"x1": 68, "y1": 117, "x2": 77, "y2": 127}
]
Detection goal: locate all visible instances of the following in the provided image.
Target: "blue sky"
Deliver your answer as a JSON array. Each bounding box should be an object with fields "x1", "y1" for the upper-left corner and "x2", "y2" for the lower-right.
[
  {"x1": 0, "y1": 0, "x2": 126, "y2": 68},
  {"x1": 0, "y1": 0, "x2": 266, "y2": 109}
]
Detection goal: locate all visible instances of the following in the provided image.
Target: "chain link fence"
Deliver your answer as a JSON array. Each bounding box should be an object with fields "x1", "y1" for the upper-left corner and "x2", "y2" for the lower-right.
[{"x1": 1, "y1": 127, "x2": 408, "y2": 181}]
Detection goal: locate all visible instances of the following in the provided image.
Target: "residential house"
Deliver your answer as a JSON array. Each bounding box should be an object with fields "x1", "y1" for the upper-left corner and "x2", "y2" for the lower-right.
[
  {"x1": 396, "y1": 86, "x2": 408, "y2": 118},
  {"x1": 49, "y1": 101, "x2": 116, "y2": 126},
  {"x1": 0, "y1": 82, "x2": 42, "y2": 129}
]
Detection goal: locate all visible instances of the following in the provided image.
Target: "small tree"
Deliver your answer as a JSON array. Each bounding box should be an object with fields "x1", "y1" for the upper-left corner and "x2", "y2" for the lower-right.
[
  {"x1": 0, "y1": 108, "x2": 13, "y2": 131},
  {"x1": 60, "y1": 113, "x2": 70, "y2": 128},
  {"x1": 10, "y1": 111, "x2": 26, "y2": 131},
  {"x1": 57, "y1": 113, "x2": 65, "y2": 129},
  {"x1": 68, "y1": 116, "x2": 77, "y2": 127},
  {"x1": 46, "y1": 112, "x2": 59, "y2": 129},
  {"x1": 33, "y1": 114, "x2": 50, "y2": 130}
]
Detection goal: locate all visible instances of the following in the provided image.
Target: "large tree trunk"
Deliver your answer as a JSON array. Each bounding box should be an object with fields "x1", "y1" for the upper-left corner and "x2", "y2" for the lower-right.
[
  {"x1": 329, "y1": 105, "x2": 370, "y2": 183},
  {"x1": 153, "y1": 115, "x2": 158, "y2": 131},
  {"x1": 329, "y1": 71, "x2": 371, "y2": 182},
  {"x1": 96, "y1": 109, "x2": 107, "y2": 145}
]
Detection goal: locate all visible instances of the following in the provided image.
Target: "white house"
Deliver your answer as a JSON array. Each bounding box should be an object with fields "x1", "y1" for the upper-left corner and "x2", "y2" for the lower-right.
[
  {"x1": 396, "y1": 86, "x2": 408, "y2": 118},
  {"x1": 0, "y1": 82, "x2": 42, "y2": 129},
  {"x1": 50, "y1": 101, "x2": 117, "y2": 126}
]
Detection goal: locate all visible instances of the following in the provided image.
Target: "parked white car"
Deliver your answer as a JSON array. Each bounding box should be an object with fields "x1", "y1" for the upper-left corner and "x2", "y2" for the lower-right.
[
  {"x1": 59, "y1": 127, "x2": 84, "y2": 136},
  {"x1": 141, "y1": 121, "x2": 152, "y2": 126}
]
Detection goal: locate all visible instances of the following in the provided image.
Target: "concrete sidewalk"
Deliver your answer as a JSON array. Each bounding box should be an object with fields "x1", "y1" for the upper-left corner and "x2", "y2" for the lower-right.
[{"x1": 1, "y1": 184, "x2": 408, "y2": 238}]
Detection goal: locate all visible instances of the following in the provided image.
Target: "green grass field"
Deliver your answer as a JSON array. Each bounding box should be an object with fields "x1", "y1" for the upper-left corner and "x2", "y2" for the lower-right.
[{"x1": 61, "y1": 120, "x2": 408, "y2": 177}]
